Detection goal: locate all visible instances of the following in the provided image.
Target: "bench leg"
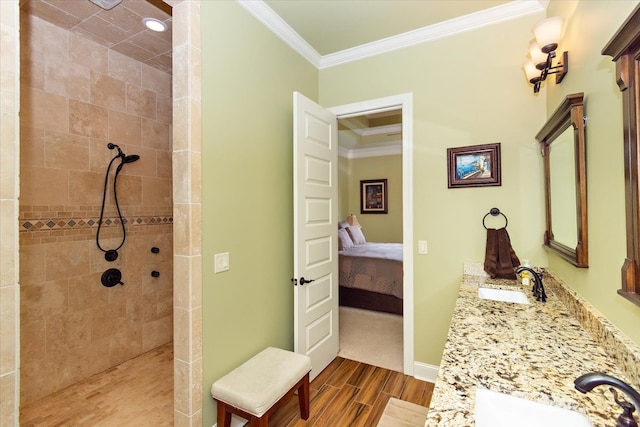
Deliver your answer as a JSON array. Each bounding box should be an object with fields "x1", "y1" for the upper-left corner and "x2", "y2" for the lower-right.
[
  {"x1": 217, "y1": 401, "x2": 232, "y2": 427},
  {"x1": 298, "y1": 373, "x2": 310, "y2": 420}
]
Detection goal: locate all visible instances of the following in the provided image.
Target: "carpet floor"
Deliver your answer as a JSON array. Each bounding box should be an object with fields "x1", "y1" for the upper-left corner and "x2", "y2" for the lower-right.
[{"x1": 338, "y1": 306, "x2": 403, "y2": 373}]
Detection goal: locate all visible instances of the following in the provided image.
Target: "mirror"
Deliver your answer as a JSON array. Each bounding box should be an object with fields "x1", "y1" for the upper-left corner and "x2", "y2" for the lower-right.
[{"x1": 536, "y1": 92, "x2": 588, "y2": 267}]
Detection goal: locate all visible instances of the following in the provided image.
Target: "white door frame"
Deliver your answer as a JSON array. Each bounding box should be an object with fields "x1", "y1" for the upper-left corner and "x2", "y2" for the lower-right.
[{"x1": 329, "y1": 92, "x2": 414, "y2": 375}]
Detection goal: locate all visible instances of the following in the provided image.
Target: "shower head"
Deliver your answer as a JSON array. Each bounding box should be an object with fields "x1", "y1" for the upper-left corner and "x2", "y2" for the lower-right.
[
  {"x1": 107, "y1": 143, "x2": 139, "y2": 164},
  {"x1": 123, "y1": 155, "x2": 140, "y2": 164}
]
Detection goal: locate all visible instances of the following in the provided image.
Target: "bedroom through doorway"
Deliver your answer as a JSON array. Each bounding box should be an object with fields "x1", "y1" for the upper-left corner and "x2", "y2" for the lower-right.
[{"x1": 336, "y1": 106, "x2": 405, "y2": 373}]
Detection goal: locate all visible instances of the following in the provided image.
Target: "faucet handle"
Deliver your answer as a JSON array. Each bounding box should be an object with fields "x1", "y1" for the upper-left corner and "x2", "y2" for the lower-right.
[{"x1": 611, "y1": 387, "x2": 638, "y2": 427}]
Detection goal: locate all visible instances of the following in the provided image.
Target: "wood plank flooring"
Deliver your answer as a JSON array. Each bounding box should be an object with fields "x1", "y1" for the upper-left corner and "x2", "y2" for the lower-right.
[{"x1": 19, "y1": 343, "x2": 434, "y2": 427}]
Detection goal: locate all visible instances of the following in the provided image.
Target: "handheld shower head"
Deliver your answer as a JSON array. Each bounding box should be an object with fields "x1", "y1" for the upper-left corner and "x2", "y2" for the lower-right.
[{"x1": 123, "y1": 155, "x2": 140, "y2": 164}]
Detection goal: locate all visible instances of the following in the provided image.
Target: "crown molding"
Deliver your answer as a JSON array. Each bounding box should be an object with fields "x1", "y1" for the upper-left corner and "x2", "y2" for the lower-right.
[
  {"x1": 236, "y1": 0, "x2": 322, "y2": 67},
  {"x1": 237, "y1": 0, "x2": 545, "y2": 70},
  {"x1": 339, "y1": 144, "x2": 402, "y2": 159},
  {"x1": 320, "y1": 1, "x2": 545, "y2": 68}
]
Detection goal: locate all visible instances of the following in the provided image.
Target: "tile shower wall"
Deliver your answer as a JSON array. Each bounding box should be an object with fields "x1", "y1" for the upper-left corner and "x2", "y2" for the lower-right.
[{"x1": 19, "y1": 13, "x2": 173, "y2": 404}]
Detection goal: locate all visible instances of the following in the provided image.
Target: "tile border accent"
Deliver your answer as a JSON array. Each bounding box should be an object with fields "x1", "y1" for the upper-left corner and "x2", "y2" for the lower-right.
[{"x1": 20, "y1": 215, "x2": 173, "y2": 232}]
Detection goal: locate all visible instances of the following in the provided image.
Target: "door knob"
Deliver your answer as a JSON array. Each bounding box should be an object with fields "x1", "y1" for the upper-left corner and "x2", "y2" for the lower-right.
[{"x1": 299, "y1": 277, "x2": 315, "y2": 286}]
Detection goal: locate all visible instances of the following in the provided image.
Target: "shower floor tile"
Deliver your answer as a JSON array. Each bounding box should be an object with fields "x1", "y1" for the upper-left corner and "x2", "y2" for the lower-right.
[{"x1": 20, "y1": 342, "x2": 173, "y2": 427}]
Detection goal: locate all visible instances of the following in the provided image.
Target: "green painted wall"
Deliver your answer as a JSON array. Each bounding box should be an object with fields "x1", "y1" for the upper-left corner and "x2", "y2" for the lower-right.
[
  {"x1": 320, "y1": 12, "x2": 548, "y2": 366},
  {"x1": 200, "y1": 2, "x2": 318, "y2": 425},
  {"x1": 200, "y1": 2, "x2": 640, "y2": 424},
  {"x1": 544, "y1": 0, "x2": 640, "y2": 344},
  {"x1": 344, "y1": 155, "x2": 403, "y2": 242}
]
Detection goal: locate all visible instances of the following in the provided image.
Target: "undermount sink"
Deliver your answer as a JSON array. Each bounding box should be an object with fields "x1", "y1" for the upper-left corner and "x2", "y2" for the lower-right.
[
  {"x1": 478, "y1": 287, "x2": 530, "y2": 304},
  {"x1": 475, "y1": 388, "x2": 592, "y2": 427}
]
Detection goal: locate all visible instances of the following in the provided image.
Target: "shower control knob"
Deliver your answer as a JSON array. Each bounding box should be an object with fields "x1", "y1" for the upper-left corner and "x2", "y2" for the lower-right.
[
  {"x1": 151, "y1": 247, "x2": 160, "y2": 254},
  {"x1": 151, "y1": 270, "x2": 160, "y2": 278}
]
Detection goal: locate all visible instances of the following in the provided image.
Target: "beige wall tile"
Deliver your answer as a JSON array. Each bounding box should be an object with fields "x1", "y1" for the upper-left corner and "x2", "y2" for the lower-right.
[
  {"x1": 157, "y1": 149, "x2": 172, "y2": 179},
  {"x1": 68, "y1": 170, "x2": 104, "y2": 205},
  {"x1": 20, "y1": 165, "x2": 69, "y2": 205},
  {"x1": 142, "y1": 117, "x2": 171, "y2": 151},
  {"x1": 19, "y1": 243, "x2": 45, "y2": 284},
  {"x1": 127, "y1": 84, "x2": 157, "y2": 119},
  {"x1": 0, "y1": 287, "x2": 17, "y2": 374},
  {"x1": 115, "y1": 174, "x2": 143, "y2": 206},
  {"x1": 0, "y1": 373, "x2": 16, "y2": 426},
  {"x1": 20, "y1": 279, "x2": 68, "y2": 325},
  {"x1": 69, "y1": 99, "x2": 109, "y2": 139},
  {"x1": 108, "y1": 109, "x2": 142, "y2": 146},
  {"x1": 69, "y1": 32, "x2": 109, "y2": 74},
  {"x1": 156, "y1": 93, "x2": 173, "y2": 125},
  {"x1": 20, "y1": 55, "x2": 44, "y2": 90},
  {"x1": 0, "y1": 200, "x2": 17, "y2": 286},
  {"x1": 24, "y1": 15, "x2": 68, "y2": 63},
  {"x1": 44, "y1": 132, "x2": 91, "y2": 171},
  {"x1": 46, "y1": 311, "x2": 92, "y2": 353},
  {"x1": 0, "y1": 114, "x2": 17, "y2": 198},
  {"x1": 45, "y1": 58, "x2": 91, "y2": 101},
  {"x1": 20, "y1": 357, "x2": 59, "y2": 403},
  {"x1": 142, "y1": 315, "x2": 172, "y2": 352},
  {"x1": 108, "y1": 50, "x2": 141, "y2": 86},
  {"x1": 45, "y1": 240, "x2": 92, "y2": 281},
  {"x1": 143, "y1": 176, "x2": 172, "y2": 207},
  {"x1": 141, "y1": 63, "x2": 172, "y2": 97},
  {"x1": 68, "y1": 272, "x2": 109, "y2": 312},
  {"x1": 91, "y1": 71, "x2": 126, "y2": 111},
  {"x1": 57, "y1": 336, "x2": 111, "y2": 389},
  {"x1": 20, "y1": 126, "x2": 44, "y2": 167},
  {"x1": 20, "y1": 320, "x2": 46, "y2": 365},
  {"x1": 109, "y1": 325, "x2": 143, "y2": 366},
  {"x1": 21, "y1": 88, "x2": 69, "y2": 134}
]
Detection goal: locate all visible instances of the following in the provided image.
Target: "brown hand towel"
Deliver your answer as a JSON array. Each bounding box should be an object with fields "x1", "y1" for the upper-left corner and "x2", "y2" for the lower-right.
[{"x1": 484, "y1": 227, "x2": 520, "y2": 279}]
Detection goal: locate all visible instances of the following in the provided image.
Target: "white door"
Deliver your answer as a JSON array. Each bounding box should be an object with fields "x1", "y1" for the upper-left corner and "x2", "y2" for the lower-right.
[{"x1": 293, "y1": 92, "x2": 339, "y2": 380}]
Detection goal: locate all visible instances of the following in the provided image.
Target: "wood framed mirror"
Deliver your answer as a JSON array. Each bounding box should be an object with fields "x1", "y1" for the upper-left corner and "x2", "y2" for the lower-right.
[{"x1": 536, "y1": 92, "x2": 588, "y2": 267}]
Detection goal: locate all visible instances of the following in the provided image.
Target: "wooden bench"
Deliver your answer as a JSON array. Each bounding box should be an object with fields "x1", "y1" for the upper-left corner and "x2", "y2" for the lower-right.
[{"x1": 210, "y1": 347, "x2": 312, "y2": 427}]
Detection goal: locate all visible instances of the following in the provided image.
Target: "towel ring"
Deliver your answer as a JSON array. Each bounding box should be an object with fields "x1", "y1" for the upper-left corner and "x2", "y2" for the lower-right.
[{"x1": 483, "y1": 207, "x2": 508, "y2": 229}]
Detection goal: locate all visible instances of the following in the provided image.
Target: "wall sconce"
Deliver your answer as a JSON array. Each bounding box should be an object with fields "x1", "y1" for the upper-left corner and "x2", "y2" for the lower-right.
[{"x1": 523, "y1": 16, "x2": 568, "y2": 93}]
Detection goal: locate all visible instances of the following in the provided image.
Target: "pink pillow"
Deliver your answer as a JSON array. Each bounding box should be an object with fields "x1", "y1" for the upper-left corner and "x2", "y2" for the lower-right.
[
  {"x1": 338, "y1": 228, "x2": 354, "y2": 250},
  {"x1": 346, "y1": 226, "x2": 366, "y2": 245}
]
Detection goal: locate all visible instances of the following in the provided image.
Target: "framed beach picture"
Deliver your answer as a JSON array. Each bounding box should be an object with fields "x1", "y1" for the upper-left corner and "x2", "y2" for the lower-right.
[
  {"x1": 360, "y1": 179, "x2": 388, "y2": 214},
  {"x1": 447, "y1": 143, "x2": 502, "y2": 188}
]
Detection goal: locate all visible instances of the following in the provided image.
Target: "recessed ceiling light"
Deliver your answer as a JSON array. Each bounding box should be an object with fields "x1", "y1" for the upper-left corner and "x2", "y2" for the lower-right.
[{"x1": 142, "y1": 17, "x2": 167, "y2": 32}]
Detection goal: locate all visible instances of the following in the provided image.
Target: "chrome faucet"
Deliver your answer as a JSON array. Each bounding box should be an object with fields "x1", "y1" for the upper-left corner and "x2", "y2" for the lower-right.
[
  {"x1": 575, "y1": 372, "x2": 640, "y2": 427},
  {"x1": 515, "y1": 266, "x2": 547, "y2": 302}
]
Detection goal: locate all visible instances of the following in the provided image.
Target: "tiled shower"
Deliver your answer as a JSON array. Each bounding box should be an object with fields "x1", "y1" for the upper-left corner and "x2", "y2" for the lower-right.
[{"x1": 18, "y1": 7, "x2": 173, "y2": 406}]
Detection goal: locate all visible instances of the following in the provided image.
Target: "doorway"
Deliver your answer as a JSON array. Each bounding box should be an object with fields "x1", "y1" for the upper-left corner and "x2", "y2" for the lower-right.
[{"x1": 330, "y1": 93, "x2": 414, "y2": 375}]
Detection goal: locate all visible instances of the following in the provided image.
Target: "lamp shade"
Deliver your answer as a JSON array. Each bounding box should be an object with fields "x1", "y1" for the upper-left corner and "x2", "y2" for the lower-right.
[
  {"x1": 529, "y1": 41, "x2": 547, "y2": 70},
  {"x1": 523, "y1": 60, "x2": 541, "y2": 83},
  {"x1": 347, "y1": 214, "x2": 360, "y2": 227},
  {"x1": 533, "y1": 16, "x2": 563, "y2": 53}
]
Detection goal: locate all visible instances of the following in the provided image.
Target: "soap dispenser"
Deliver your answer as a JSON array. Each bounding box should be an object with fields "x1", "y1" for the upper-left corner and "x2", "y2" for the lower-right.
[{"x1": 521, "y1": 260, "x2": 531, "y2": 286}]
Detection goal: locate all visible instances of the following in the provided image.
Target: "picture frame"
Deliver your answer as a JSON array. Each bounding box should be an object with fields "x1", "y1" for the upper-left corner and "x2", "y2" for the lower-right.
[
  {"x1": 360, "y1": 179, "x2": 388, "y2": 214},
  {"x1": 447, "y1": 143, "x2": 502, "y2": 188}
]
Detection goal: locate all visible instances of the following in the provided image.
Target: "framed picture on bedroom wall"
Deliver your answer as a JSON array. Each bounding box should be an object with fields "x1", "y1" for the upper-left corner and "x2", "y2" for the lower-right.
[
  {"x1": 360, "y1": 179, "x2": 388, "y2": 214},
  {"x1": 447, "y1": 142, "x2": 502, "y2": 188}
]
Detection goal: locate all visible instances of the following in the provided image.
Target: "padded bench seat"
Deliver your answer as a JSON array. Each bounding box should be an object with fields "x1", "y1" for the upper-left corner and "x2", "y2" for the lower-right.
[{"x1": 211, "y1": 347, "x2": 312, "y2": 427}]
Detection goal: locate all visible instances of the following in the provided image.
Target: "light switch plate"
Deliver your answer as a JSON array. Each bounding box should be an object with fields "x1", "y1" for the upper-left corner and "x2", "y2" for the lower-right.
[
  {"x1": 418, "y1": 240, "x2": 428, "y2": 254},
  {"x1": 214, "y1": 252, "x2": 229, "y2": 273}
]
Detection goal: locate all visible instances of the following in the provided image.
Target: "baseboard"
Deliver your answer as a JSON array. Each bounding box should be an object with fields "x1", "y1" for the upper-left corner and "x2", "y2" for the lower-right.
[{"x1": 413, "y1": 361, "x2": 439, "y2": 383}]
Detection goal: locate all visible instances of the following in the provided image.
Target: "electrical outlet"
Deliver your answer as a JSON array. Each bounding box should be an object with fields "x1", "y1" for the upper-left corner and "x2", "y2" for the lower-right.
[
  {"x1": 418, "y1": 240, "x2": 428, "y2": 254},
  {"x1": 215, "y1": 252, "x2": 229, "y2": 273}
]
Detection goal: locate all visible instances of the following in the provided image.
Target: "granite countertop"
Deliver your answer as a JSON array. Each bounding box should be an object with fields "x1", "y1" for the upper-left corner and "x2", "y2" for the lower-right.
[{"x1": 424, "y1": 270, "x2": 640, "y2": 427}]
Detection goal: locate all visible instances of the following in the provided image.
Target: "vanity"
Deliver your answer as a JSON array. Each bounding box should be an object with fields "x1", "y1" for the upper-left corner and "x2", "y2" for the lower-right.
[{"x1": 424, "y1": 265, "x2": 640, "y2": 426}]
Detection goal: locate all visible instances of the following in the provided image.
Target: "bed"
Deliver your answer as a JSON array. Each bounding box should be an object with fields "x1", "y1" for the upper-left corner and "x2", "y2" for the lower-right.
[{"x1": 338, "y1": 225, "x2": 403, "y2": 315}]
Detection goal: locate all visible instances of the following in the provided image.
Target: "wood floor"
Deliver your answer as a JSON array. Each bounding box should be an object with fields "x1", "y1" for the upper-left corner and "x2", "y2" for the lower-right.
[{"x1": 19, "y1": 343, "x2": 434, "y2": 427}]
